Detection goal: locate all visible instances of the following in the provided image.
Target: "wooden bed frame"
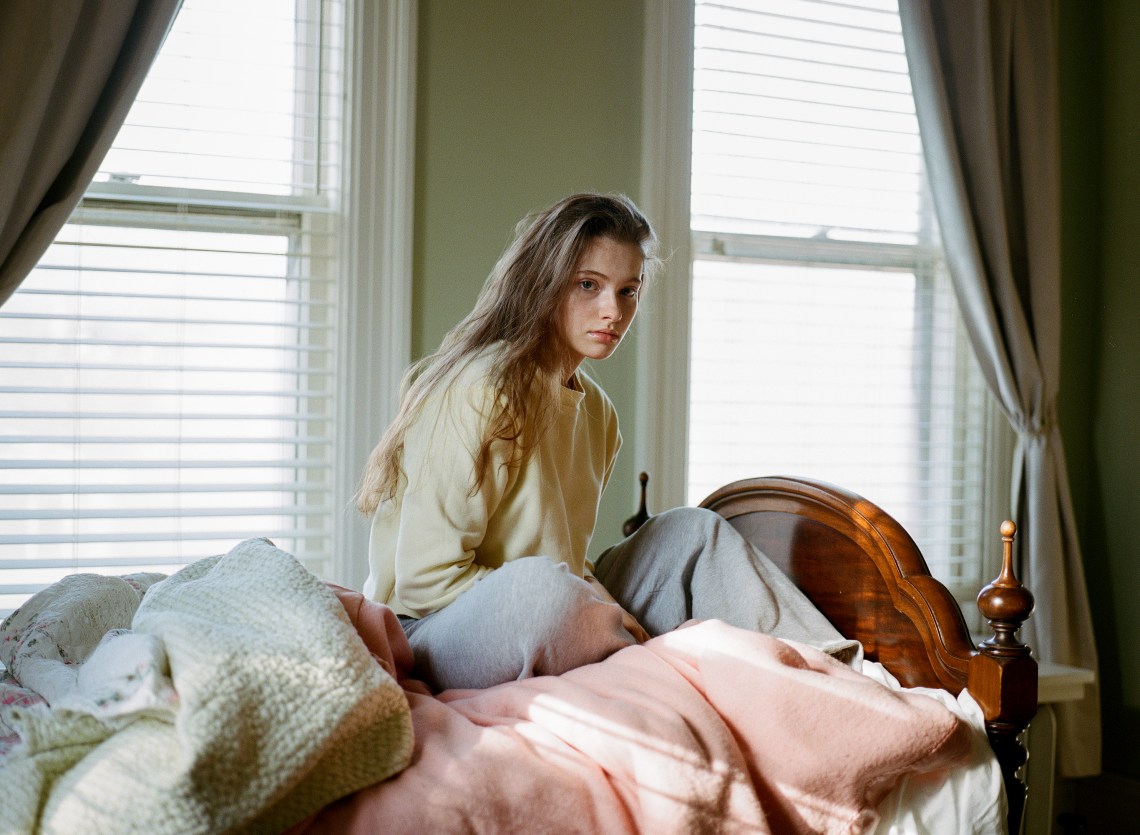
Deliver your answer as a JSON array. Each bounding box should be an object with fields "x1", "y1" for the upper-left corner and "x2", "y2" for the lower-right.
[{"x1": 648, "y1": 475, "x2": 1038, "y2": 834}]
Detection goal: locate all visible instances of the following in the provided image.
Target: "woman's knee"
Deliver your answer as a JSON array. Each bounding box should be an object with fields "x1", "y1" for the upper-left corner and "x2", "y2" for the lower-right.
[
  {"x1": 617, "y1": 506, "x2": 726, "y2": 563},
  {"x1": 641, "y1": 506, "x2": 722, "y2": 536},
  {"x1": 494, "y1": 557, "x2": 596, "y2": 629},
  {"x1": 496, "y1": 557, "x2": 631, "y2": 673},
  {"x1": 495, "y1": 554, "x2": 580, "y2": 591},
  {"x1": 594, "y1": 506, "x2": 736, "y2": 608}
]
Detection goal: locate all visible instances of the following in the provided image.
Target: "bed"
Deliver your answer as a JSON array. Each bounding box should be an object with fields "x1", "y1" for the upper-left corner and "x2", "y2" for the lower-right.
[
  {"x1": 0, "y1": 475, "x2": 1038, "y2": 835},
  {"x1": 695, "y1": 475, "x2": 1038, "y2": 833}
]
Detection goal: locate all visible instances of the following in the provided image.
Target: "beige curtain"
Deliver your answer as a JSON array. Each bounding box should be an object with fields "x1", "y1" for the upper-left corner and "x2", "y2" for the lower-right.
[
  {"x1": 899, "y1": 0, "x2": 1099, "y2": 777},
  {"x1": 0, "y1": 0, "x2": 182, "y2": 307}
]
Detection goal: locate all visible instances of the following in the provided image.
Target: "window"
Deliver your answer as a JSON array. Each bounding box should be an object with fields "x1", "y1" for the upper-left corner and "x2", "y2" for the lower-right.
[
  {"x1": 0, "y1": 0, "x2": 414, "y2": 620},
  {"x1": 685, "y1": 0, "x2": 1011, "y2": 609}
]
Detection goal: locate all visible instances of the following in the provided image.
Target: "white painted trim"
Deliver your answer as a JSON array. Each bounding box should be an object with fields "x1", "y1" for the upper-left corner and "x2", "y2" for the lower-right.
[
  {"x1": 334, "y1": 0, "x2": 417, "y2": 588},
  {"x1": 637, "y1": 0, "x2": 694, "y2": 512}
]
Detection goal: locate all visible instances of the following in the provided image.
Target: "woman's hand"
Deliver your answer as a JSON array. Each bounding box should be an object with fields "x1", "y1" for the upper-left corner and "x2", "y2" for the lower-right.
[
  {"x1": 585, "y1": 574, "x2": 650, "y2": 643},
  {"x1": 619, "y1": 608, "x2": 651, "y2": 644}
]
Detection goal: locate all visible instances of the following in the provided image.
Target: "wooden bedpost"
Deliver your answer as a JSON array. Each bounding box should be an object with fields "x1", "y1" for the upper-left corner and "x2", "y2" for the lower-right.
[
  {"x1": 967, "y1": 521, "x2": 1038, "y2": 835},
  {"x1": 622, "y1": 472, "x2": 651, "y2": 536}
]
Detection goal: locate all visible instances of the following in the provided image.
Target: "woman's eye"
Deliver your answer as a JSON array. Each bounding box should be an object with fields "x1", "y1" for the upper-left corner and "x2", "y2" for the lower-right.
[
  {"x1": 579, "y1": 280, "x2": 597, "y2": 291},
  {"x1": 621, "y1": 287, "x2": 639, "y2": 298}
]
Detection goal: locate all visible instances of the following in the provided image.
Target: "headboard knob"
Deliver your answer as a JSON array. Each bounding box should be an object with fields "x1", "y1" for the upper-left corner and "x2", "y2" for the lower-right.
[
  {"x1": 977, "y1": 520, "x2": 1034, "y2": 654},
  {"x1": 622, "y1": 472, "x2": 650, "y2": 536}
]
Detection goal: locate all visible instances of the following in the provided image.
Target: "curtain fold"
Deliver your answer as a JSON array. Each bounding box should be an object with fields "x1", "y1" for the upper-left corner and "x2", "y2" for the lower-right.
[
  {"x1": 899, "y1": 0, "x2": 1099, "y2": 776},
  {"x1": 0, "y1": 0, "x2": 182, "y2": 307}
]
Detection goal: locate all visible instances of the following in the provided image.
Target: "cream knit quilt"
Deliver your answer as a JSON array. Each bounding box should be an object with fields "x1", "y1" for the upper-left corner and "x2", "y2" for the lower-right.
[{"x1": 0, "y1": 538, "x2": 414, "y2": 834}]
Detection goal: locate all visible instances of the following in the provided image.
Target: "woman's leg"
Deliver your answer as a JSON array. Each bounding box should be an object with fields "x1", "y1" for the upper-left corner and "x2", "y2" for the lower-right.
[
  {"x1": 592, "y1": 507, "x2": 861, "y2": 663},
  {"x1": 402, "y1": 556, "x2": 637, "y2": 691}
]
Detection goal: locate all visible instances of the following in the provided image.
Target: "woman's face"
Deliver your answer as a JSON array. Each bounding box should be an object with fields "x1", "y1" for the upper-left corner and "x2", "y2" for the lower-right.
[{"x1": 556, "y1": 236, "x2": 644, "y2": 378}]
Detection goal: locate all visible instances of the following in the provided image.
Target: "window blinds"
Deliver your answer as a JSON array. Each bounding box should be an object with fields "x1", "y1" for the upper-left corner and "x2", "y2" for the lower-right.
[
  {"x1": 688, "y1": 0, "x2": 1002, "y2": 605},
  {"x1": 0, "y1": 0, "x2": 345, "y2": 619},
  {"x1": 691, "y1": 0, "x2": 923, "y2": 244}
]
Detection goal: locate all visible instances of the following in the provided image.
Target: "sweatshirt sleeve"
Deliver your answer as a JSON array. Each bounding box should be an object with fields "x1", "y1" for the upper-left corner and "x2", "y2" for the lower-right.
[{"x1": 391, "y1": 382, "x2": 513, "y2": 617}]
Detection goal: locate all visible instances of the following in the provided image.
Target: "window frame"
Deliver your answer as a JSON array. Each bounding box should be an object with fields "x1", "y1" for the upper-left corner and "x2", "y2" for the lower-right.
[
  {"x1": 637, "y1": 0, "x2": 1009, "y2": 614},
  {"x1": 0, "y1": 0, "x2": 416, "y2": 608},
  {"x1": 335, "y1": 0, "x2": 417, "y2": 590}
]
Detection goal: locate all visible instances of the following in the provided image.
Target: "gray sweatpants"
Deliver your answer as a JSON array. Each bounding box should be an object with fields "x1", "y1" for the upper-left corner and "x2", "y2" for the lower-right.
[{"x1": 401, "y1": 506, "x2": 859, "y2": 691}]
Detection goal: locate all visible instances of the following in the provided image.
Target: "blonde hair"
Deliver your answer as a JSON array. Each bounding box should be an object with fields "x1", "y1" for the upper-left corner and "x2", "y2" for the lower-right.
[{"x1": 356, "y1": 192, "x2": 659, "y2": 516}]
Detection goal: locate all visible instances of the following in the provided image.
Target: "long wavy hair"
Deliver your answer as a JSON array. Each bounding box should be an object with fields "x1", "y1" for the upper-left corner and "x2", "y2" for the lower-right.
[{"x1": 355, "y1": 192, "x2": 659, "y2": 516}]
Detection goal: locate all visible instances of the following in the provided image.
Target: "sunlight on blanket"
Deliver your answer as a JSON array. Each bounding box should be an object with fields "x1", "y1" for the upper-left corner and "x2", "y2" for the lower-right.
[{"x1": 335, "y1": 620, "x2": 978, "y2": 835}]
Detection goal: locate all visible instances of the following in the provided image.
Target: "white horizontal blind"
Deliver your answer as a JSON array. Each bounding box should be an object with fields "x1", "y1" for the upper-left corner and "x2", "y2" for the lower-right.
[
  {"x1": 97, "y1": 0, "x2": 334, "y2": 196},
  {"x1": 689, "y1": 0, "x2": 1000, "y2": 607},
  {"x1": 0, "y1": 0, "x2": 345, "y2": 620}
]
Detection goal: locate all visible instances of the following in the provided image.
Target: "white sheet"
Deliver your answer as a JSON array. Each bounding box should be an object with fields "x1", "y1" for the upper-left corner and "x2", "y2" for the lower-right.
[{"x1": 865, "y1": 661, "x2": 1007, "y2": 835}]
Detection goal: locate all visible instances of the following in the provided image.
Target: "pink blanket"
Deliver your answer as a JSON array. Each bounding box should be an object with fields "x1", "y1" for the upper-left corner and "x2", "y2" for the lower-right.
[{"x1": 299, "y1": 588, "x2": 972, "y2": 834}]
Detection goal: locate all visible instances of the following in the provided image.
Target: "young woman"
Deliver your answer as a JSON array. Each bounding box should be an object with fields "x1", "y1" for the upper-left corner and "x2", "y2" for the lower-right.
[{"x1": 357, "y1": 193, "x2": 856, "y2": 691}]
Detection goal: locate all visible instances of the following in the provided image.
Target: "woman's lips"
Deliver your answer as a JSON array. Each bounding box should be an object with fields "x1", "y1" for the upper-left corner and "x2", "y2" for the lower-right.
[{"x1": 590, "y1": 330, "x2": 619, "y2": 344}]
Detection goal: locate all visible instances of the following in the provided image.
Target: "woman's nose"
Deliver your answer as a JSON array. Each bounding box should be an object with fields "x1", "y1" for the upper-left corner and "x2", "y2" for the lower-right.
[{"x1": 600, "y1": 291, "x2": 622, "y2": 321}]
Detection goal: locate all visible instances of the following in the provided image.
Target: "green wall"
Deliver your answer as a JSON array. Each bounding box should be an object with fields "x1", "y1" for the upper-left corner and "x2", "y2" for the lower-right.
[
  {"x1": 412, "y1": 0, "x2": 646, "y2": 555},
  {"x1": 1059, "y1": 0, "x2": 1139, "y2": 780},
  {"x1": 1097, "y1": 9, "x2": 1140, "y2": 770}
]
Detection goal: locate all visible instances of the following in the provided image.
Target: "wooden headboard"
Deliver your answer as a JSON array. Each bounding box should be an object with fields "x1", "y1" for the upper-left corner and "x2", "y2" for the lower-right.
[
  {"x1": 694, "y1": 475, "x2": 1039, "y2": 833},
  {"x1": 699, "y1": 475, "x2": 975, "y2": 690}
]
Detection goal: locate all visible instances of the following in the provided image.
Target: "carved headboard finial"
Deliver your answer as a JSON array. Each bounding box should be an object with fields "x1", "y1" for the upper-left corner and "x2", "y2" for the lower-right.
[
  {"x1": 977, "y1": 520, "x2": 1036, "y2": 653},
  {"x1": 622, "y1": 472, "x2": 650, "y2": 537}
]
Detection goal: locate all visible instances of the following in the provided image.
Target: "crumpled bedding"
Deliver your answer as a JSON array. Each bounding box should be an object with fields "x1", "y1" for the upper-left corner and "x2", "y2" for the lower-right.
[
  {"x1": 2, "y1": 552, "x2": 996, "y2": 835},
  {"x1": 0, "y1": 539, "x2": 414, "y2": 835},
  {"x1": 293, "y1": 590, "x2": 979, "y2": 835},
  {"x1": 0, "y1": 570, "x2": 172, "y2": 737},
  {"x1": 863, "y1": 662, "x2": 1005, "y2": 835}
]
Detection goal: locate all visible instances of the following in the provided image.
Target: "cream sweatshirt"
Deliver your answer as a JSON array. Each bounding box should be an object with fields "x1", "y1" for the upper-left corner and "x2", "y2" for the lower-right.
[{"x1": 363, "y1": 348, "x2": 621, "y2": 617}]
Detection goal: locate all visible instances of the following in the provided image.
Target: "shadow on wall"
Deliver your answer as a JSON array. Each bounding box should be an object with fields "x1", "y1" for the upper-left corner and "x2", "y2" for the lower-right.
[{"x1": 1057, "y1": 772, "x2": 1140, "y2": 834}]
